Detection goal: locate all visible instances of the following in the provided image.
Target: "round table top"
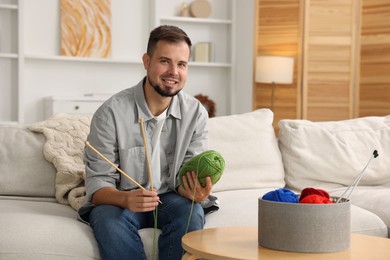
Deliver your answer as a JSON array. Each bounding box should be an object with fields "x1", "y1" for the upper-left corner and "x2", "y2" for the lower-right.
[{"x1": 182, "y1": 226, "x2": 390, "y2": 260}]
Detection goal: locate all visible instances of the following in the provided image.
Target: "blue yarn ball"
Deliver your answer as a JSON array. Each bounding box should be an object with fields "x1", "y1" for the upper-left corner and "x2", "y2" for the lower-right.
[{"x1": 262, "y1": 188, "x2": 299, "y2": 203}]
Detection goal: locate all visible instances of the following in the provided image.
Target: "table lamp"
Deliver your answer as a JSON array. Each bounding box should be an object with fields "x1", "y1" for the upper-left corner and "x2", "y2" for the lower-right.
[{"x1": 255, "y1": 56, "x2": 294, "y2": 111}]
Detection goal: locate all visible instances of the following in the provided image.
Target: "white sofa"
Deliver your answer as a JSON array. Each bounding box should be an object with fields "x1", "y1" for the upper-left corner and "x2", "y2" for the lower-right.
[{"x1": 0, "y1": 109, "x2": 389, "y2": 259}]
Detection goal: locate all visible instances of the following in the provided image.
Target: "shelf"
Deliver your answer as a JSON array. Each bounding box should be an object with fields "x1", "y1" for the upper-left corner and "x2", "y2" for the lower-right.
[
  {"x1": 25, "y1": 54, "x2": 143, "y2": 64},
  {"x1": 0, "y1": 121, "x2": 18, "y2": 125},
  {"x1": 160, "y1": 16, "x2": 232, "y2": 25},
  {"x1": 24, "y1": 54, "x2": 230, "y2": 68},
  {"x1": 0, "y1": 4, "x2": 18, "y2": 10},
  {"x1": 46, "y1": 94, "x2": 112, "y2": 102},
  {"x1": 189, "y1": 61, "x2": 231, "y2": 68},
  {"x1": 0, "y1": 53, "x2": 18, "y2": 59}
]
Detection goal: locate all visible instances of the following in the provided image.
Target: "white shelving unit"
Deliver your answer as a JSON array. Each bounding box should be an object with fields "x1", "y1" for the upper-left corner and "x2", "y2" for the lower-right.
[
  {"x1": 18, "y1": 0, "x2": 148, "y2": 123},
  {"x1": 0, "y1": 0, "x2": 22, "y2": 123},
  {"x1": 0, "y1": 0, "x2": 250, "y2": 124},
  {"x1": 25, "y1": 54, "x2": 142, "y2": 64},
  {"x1": 44, "y1": 95, "x2": 112, "y2": 118},
  {"x1": 151, "y1": 0, "x2": 236, "y2": 116}
]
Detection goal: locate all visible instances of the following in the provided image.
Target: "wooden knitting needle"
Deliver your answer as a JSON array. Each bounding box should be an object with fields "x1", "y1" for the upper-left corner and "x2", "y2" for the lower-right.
[
  {"x1": 139, "y1": 118, "x2": 154, "y2": 191},
  {"x1": 85, "y1": 141, "x2": 162, "y2": 204}
]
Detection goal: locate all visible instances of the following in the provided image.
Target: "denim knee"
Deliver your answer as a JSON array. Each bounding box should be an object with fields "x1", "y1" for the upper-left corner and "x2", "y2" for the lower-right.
[{"x1": 89, "y1": 205, "x2": 147, "y2": 260}]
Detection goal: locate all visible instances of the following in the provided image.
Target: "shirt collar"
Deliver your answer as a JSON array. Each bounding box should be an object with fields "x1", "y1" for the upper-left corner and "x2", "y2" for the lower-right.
[
  {"x1": 168, "y1": 93, "x2": 181, "y2": 120},
  {"x1": 135, "y1": 78, "x2": 153, "y2": 122}
]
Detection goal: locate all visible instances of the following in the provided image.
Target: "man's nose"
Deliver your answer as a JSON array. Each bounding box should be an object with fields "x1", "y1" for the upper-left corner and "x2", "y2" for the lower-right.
[{"x1": 167, "y1": 64, "x2": 178, "y2": 74}]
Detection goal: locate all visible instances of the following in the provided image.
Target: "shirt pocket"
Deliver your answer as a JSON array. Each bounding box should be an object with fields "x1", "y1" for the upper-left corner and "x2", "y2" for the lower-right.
[{"x1": 118, "y1": 147, "x2": 148, "y2": 190}]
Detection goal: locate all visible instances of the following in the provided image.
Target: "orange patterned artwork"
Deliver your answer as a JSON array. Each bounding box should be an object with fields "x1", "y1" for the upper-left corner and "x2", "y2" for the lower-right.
[{"x1": 61, "y1": 0, "x2": 111, "y2": 58}]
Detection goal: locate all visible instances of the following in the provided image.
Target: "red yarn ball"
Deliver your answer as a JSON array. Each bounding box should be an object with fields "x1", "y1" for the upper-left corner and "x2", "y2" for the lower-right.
[
  {"x1": 300, "y1": 194, "x2": 333, "y2": 204},
  {"x1": 300, "y1": 187, "x2": 330, "y2": 201}
]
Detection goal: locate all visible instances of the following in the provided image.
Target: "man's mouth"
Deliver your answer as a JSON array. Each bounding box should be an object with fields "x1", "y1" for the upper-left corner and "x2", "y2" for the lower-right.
[{"x1": 162, "y1": 78, "x2": 178, "y2": 85}]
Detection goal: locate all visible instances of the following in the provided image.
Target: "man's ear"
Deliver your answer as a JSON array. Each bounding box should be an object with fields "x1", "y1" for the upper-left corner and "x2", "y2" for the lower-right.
[{"x1": 142, "y1": 53, "x2": 150, "y2": 69}]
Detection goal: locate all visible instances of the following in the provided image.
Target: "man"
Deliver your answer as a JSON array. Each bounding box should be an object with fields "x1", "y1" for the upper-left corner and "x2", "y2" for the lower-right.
[{"x1": 78, "y1": 25, "x2": 212, "y2": 260}]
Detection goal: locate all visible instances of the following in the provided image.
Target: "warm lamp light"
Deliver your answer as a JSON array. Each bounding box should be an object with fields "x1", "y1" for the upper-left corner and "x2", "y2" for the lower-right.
[{"x1": 255, "y1": 56, "x2": 294, "y2": 110}]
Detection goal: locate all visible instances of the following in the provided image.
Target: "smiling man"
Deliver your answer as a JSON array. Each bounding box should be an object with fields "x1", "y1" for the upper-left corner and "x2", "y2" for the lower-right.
[{"x1": 78, "y1": 25, "x2": 212, "y2": 260}]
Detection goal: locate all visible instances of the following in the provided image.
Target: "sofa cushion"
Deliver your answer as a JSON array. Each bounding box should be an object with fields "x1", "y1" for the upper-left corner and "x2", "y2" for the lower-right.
[
  {"x1": 205, "y1": 188, "x2": 277, "y2": 227},
  {"x1": 278, "y1": 115, "x2": 390, "y2": 192},
  {"x1": 0, "y1": 126, "x2": 56, "y2": 197},
  {"x1": 0, "y1": 197, "x2": 100, "y2": 259},
  {"x1": 349, "y1": 203, "x2": 388, "y2": 237},
  {"x1": 331, "y1": 187, "x2": 390, "y2": 229},
  {"x1": 208, "y1": 109, "x2": 285, "y2": 192}
]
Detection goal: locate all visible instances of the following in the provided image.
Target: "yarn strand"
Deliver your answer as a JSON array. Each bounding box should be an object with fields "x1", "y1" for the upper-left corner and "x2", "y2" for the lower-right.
[
  {"x1": 152, "y1": 207, "x2": 158, "y2": 260},
  {"x1": 182, "y1": 177, "x2": 198, "y2": 257},
  {"x1": 180, "y1": 151, "x2": 224, "y2": 256}
]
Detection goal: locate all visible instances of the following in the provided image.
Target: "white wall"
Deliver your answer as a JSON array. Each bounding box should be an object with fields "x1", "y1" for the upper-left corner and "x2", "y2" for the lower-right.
[
  {"x1": 234, "y1": 0, "x2": 254, "y2": 114},
  {"x1": 20, "y1": 0, "x2": 254, "y2": 123},
  {"x1": 22, "y1": 0, "x2": 149, "y2": 123}
]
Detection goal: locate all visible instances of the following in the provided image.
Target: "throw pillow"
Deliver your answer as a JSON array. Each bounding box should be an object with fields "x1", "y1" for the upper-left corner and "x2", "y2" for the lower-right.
[
  {"x1": 208, "y1": 109, "x2": 285, "y2": 192},
  {"x1": 278, "y1": 115, "x2": 390, "y2": 192}
]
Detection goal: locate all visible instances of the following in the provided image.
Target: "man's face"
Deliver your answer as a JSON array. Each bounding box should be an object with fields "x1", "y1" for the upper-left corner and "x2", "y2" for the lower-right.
[{"x1": 143, "y1": 40, "x2": 190, "y2": 97}]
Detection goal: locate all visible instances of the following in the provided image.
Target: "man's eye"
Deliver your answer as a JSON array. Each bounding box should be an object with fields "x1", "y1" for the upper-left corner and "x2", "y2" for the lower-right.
[{"x1": 179, "y1": 63, "x2": 187, "y2": 68}]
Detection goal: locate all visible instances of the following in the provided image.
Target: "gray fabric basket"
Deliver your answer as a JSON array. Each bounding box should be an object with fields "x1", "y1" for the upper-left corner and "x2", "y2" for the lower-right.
[{"x1": 258, "y1": 197, "x2": 351, "y2": 252}]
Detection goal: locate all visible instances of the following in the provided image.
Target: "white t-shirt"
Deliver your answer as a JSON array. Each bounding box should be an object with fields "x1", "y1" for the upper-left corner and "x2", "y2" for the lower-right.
[{"x1": 150, "y1": 109, "x2": 167, "y2": 192}]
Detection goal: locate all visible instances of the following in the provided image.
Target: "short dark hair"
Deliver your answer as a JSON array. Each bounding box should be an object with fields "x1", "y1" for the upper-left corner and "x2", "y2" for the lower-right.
[{"x1": 146, "y1": 25, "x2": 192, "y2": 56}]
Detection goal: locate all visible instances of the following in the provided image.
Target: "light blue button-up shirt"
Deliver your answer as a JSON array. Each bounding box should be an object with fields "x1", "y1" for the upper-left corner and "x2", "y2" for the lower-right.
[{"x1": 78, "y1": 78, "x2": 208, "y2": 218}]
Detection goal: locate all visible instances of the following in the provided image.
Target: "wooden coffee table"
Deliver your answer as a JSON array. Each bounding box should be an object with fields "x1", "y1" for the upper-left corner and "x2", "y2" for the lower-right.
[{"x1": 182, "y1": 226, "x2": 390, "y2": 259}]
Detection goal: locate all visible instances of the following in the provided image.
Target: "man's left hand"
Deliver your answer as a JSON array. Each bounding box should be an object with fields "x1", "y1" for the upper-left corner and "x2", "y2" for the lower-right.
[{"x1": 177, "y1": 171, "x2": 212, "y2": 202}]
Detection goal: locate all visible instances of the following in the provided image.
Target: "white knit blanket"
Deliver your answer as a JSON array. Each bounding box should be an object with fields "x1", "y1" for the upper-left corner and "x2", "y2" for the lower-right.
[{"x1": 28, "y1": 113, "x2": 91, "y2": 210}]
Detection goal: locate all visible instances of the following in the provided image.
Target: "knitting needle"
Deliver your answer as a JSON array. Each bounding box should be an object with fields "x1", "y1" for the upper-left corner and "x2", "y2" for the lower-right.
[
  {"x1": 85, "y1": 141, "x2": 162, "y2": 204},
  {"x1": 139, "y1": 118, "x2": 155, "y2": 191},
  {"x1": 336, "y1": 150, "x2": 379, "y2": 203}
]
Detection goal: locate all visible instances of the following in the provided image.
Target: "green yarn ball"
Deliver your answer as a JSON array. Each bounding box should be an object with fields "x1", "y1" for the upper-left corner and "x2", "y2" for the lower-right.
[{"x1": 179, "y1": 150, "x2": 225, "y2": 188}]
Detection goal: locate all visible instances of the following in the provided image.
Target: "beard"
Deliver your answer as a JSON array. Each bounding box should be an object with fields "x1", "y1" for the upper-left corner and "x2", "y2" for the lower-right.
[{"x1": 147, "y1": 74, "x2": 182, "y2": 97}]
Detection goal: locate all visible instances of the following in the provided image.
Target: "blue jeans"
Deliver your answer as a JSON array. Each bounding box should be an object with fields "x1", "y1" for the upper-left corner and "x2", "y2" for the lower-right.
[{"x1": 89, "y1": 191, "x2": 205, "y2": 260}]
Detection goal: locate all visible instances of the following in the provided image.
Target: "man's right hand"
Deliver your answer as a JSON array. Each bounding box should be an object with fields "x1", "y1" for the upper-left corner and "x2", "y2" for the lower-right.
[
  {"x1": 91, "y1": 187, "x2": 160, "y2": 212},
  {"x1": 123, "y1": 189, "x2": 160, "y2": 212}
]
